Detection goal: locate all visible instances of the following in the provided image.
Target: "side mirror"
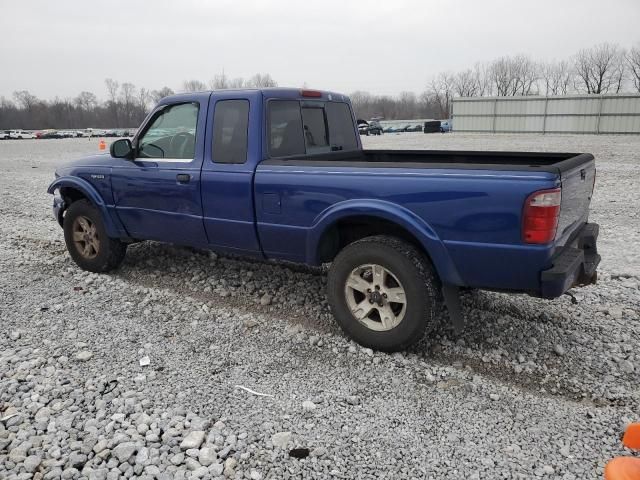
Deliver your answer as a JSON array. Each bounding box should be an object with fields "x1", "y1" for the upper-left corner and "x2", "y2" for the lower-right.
[{"x1": 110, "y1": 138, "x2": 133, "y2": 159}]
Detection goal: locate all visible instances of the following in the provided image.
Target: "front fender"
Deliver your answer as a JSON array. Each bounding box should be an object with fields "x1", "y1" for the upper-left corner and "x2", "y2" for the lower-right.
[
  {"x1": 47, "y1": 176, "x2": 120, "y2": 238},
  {"x1": 306, "y1": 199, "x2": 464, "y2": 286}
]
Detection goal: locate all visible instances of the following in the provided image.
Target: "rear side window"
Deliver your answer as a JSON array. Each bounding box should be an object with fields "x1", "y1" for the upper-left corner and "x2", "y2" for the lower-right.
[
  {"x1": 301, "y1": 105, "x2": 329, "y2": 154},
  {"x1": 269, "y1": 100, "x2": 305, "y2": 157},
  {"x1": 326, "y1": 102, "x2": 357, "y2": 151},
  {"x1": 268, "y1": 100, "x2": 357, "y2": 158},
  {"x1": 212, "y1": 100, "x2": 249, "y2": 164}
]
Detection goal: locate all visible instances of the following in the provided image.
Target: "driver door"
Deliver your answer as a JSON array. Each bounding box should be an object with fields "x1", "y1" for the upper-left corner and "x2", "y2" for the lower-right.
[{"x1": 111, "y1": 99, "x2": 209, "y2": 246}]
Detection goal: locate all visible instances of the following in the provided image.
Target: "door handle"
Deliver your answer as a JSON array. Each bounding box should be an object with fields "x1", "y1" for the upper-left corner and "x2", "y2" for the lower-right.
[{"x1": 176, "y1": 174, "x2": 191, "y2": 184}]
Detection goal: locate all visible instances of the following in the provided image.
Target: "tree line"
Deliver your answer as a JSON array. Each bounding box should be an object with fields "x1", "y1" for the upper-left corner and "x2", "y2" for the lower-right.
[
  {"x1": 355, "y1": 42, "x2": 640, "y2": 120},
  {"x1": 423, "y1": 42, "x2": 640, "y2": 118},
  {"x1": 1, "y1": 42, "x2": 639, "y2": 129},
  {"x1": 0, "y1": 73, "x2": 278, "y2": 130}
]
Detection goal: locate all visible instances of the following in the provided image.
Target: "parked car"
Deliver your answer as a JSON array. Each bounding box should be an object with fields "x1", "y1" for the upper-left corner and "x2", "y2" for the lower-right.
[
  {"x1": 0, "y1": 130, "x2": 10, "y2": 140},
  {"x1": 423, "y1": 120, "x2": 441, "y2": 133},
  {"x1": 48, "y1": 87, "x2": 600, "y2": 352},
  {"x1": 367, "y1": 121, "x2": 383, "y2": 135},
  {"x1": 440, "y1": 120, "x2": 452, "y2": 133},
  {"x1": 9, "y1": 130, "x2": 36, "y2": 139},
  {"x1": 84, "y1": 128, "x2": 107, "y2": 137},
  {"x1": 357, "y1": 120, "x2": 384, "y2": 136},
  {"x1": 37, "y1": 130, "x2": 58, "y2": 139},
  {"x1": 405, "y1": 124, "x2": 423, "y2": 133}
]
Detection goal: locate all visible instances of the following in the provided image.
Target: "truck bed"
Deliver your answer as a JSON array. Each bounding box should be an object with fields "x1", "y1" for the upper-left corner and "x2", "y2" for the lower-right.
[
  {"x1": 262, "y1": 149, "x2": 594, "y2": 174},
  {"x1": 256, "y1": 147, "x2": 596, "y2": 293}
]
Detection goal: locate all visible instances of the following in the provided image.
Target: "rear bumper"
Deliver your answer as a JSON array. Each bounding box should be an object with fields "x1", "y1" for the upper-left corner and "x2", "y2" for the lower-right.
[{"x1": 539, "y1": 223, "x2": 600, "y2": 298}]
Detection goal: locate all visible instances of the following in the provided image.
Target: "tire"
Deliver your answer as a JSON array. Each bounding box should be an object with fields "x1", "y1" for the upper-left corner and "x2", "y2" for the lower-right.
[
  {"x1": 327, "y1": 235, "x2": 440, "y2": 352},
  {"x1": 63, "y1": 199, "x2": 127, "y2": 272}
]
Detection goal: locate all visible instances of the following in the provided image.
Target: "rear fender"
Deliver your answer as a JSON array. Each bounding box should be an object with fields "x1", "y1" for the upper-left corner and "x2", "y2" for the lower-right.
[
  {"x1": 47, "y1": 176, "x2": 121, "y2": 238},
  {"x1": 307, "y1": 199, "x2": 464, "y2": 286}
]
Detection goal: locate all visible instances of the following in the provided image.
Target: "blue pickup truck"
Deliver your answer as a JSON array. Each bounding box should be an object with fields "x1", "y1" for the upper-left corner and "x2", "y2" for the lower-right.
[{"x1": 48, "y1": 88, "x2": 599, "y2": 351}]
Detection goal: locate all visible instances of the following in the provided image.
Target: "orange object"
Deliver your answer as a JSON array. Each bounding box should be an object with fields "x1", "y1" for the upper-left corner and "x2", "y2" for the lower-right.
[
  {"x1": 624, "y1": 424, "x2": 640, "y2": 450},
  {"x1": 99, "y1": 139, "x2": 106, "y2": 151},
  {"x1": 604, "y1": 457, "x2": 640, "y2": 480}
]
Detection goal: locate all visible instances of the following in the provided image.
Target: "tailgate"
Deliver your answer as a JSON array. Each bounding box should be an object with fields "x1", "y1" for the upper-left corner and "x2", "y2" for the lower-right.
[{"x1": 556, "y1": 154, "x2": 596, "y2": 246}]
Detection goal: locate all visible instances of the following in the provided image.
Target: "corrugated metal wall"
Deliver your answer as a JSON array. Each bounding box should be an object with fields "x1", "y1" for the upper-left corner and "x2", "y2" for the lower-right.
[{"x1": 451, "y1": 94, "x2": 640, "y2": 134}]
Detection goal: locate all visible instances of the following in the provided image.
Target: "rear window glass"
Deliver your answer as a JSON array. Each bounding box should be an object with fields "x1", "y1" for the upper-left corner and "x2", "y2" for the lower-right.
[
  {"x1": 301, "y1": 105, "x2": 329, "y2": 154},
  {"x1": 268, "y1": 100, "x2": 358, "y2": 157},
  {"x1": 268, "y1": 100, "x2": 305, "y2": 157},
  {"x1": 212, "y1": 99, "x2": 249, "y2": 164},
  {"x1": 326, "y1": 102, "x2": 357, "y2": 151}
]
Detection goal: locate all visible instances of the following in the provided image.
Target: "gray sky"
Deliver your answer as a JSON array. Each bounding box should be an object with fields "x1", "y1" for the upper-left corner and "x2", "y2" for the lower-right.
[{"x1": 1, "y1": 0, "x2": 638, "y2": 100}]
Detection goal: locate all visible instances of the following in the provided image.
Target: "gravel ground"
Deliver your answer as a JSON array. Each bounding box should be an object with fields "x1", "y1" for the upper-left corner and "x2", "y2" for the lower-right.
[{"x1": 0, "y1": 134, "x2": 638, "y2": 479}]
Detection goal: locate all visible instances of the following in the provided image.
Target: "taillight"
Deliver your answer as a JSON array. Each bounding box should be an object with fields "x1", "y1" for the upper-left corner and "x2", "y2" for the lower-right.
[{"x1": 522, "y1": 188, "x2": 561, "y2": 244}]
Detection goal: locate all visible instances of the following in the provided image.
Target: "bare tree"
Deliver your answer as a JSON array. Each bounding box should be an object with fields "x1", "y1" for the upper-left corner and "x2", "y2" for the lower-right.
[
  {"x1": 540, "y1": 60, "x2": 574, "y2": 95},
  {"x1": 627, "y1": 44, "x2": 640, "y2": 93},
  {"x1": 489, "y1": 57, "x2": 514, "y2": 96},
  {"x1": 513, "y1": 55, "x2": 539, "y2": 95},
  {"x1": 245, "y1": 73, "x2": 277, "y2": 88},
  {"x1": 120, "y1": 83, "x2": 136, "y2": 106},
  {"x1": 120, "y1": 82, "x2": 137, "y2": 126},
  {"x1": 74, "y1": 91, "x2": 98, "y2": 111},
  {"x1": 0, "y1": 96, "x2": 15, "y2": 110},
  {"x1": 426, "y1": 72, "x2": 455, "y2": 118},
  {"x1": 104, "y1": 79, "x2": 119, "y2": 104},
  {"x1": 473, "y1": 62, "x2": 493, "y2": 96},
  {"x1": 349, "y1": 91, "x2": 373, "y2": 119},
  {"x1": 137, "y1": 88, "x2": 151, "y2": 114},
  {"x1": 210, "y1": 73, "x2": 229, "y2": 90},
  {"x1": 573, "y1": 43, "x2": 626, "y2": 94},
  {"x1": 228, "y1": 77, "x2": 246, "y2": 88},
  {"x1": 151, "y1": 87, "x2": 174, "y2": 102},
  {"x1": 454, "y1": 69, "x2": 479, "y2": 97},
  {"x1": 13, "y1": 90, "x2": 39, "y2": 111},
  {"x1": 182, "y1": 79, "x2": 207, "y2": 92},
  {"x1": 104, "y1": 78, "x2": 120, "y2": 125},
  {"x1": 398, "y1": 91, "x2": 418, "y2": 118},
  {"x1": 489, "y1": 55, "x2": 538, "y2": 96}
]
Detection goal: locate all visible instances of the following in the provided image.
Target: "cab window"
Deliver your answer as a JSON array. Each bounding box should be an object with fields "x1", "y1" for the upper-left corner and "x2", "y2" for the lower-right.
[
  {"x1": 268, "y1": 100, "x2": 305, "y2": 157},
  {"x1": 137, "y1": 102, "x2": 199, "y2": 159},
  {"x1": 212, "y1": 100, "x2": 249, "y2": 164}
]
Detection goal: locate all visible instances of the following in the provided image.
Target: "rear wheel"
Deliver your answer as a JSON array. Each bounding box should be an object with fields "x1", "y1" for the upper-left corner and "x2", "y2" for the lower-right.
[
  {"x1": 327, "y1": 235, "x2": 440, "y2": 351},
  {"x1": 63, "y1": 200, "x2": 127, "y2": 272}
]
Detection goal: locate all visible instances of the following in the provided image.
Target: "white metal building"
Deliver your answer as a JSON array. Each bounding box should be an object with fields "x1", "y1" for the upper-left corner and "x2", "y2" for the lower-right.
[{"x1": 451, "y1": 94, "x2": 640, "y2": 134}]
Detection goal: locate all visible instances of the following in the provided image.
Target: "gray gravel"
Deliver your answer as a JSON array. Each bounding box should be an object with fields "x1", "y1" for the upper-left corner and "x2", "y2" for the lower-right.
[{"x1": 1, "y1": 134, "x2": 639, "y2": 479}]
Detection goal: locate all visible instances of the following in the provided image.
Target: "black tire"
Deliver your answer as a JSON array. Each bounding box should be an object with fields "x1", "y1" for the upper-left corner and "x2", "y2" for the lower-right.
[
  {"x1": 327, "y1": 235, "x2": 440, "y2": 352},
  {"x1": 63, "y1": 199, "x2": 127, "y2": 272}
]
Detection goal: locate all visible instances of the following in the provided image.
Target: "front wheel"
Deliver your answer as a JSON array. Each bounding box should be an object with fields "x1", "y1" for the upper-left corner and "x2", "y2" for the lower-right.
[
  {"x1": 327, "y1": 235, "x2": 440, "y2": 351},
  {"x1": 63, "y1": 200, "x2": 127, "y2": 272}
]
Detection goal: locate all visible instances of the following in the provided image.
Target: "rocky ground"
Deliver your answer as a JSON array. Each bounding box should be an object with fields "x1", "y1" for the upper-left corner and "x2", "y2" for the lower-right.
[{"x1": 0, "y1": 134, "x2": 638, "y2": 479}]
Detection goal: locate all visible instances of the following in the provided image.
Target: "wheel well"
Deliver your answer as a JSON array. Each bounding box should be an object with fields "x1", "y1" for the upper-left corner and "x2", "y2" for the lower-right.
[
  {"x1": 60, "y1": 187, "x2": 89, "y2": 206},
  {"x1": 317, "y1": 215, "x2": 427, "y2": 264}
]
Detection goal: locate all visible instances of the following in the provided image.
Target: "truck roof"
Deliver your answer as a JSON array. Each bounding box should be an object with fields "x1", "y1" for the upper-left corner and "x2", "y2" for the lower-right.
[{"x1": 162, "y1": 87, "x2": 350, "y2": 104}]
